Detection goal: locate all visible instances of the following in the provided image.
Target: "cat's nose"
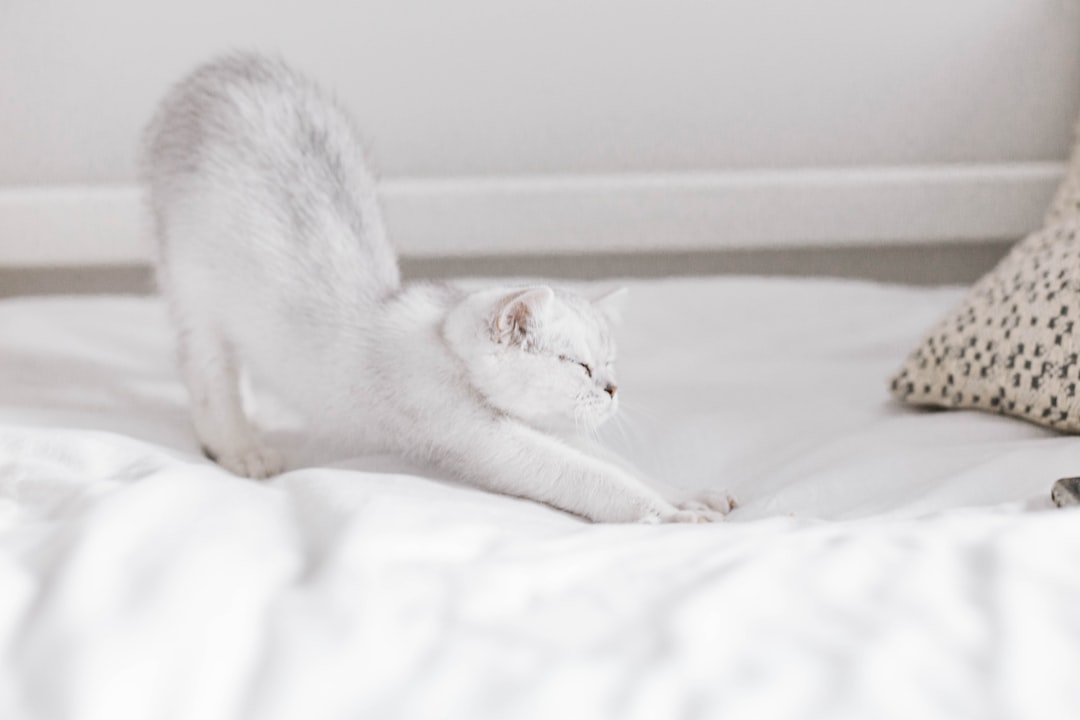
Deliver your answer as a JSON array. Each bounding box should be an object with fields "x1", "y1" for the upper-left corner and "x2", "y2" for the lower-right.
[{"x1": 604, "y1": 383, "x2": 617, "y2": 397}]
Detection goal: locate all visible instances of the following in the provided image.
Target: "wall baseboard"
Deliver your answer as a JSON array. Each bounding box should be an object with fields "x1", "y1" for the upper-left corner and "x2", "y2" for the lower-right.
[
  {"x1": 0, "y1": 163, "x2": 1064, "y2": 267},
  {"x1": 0, "y1": 241, "x2": 1018, "y2": 298}
]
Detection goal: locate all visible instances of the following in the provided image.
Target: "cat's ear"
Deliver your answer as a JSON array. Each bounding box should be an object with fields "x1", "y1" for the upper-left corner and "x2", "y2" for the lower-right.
[
  {"x1": 593, "y1": 287, "x2": 629, "y2": 325},
  {"x1": 493, "y1": 286, "x2": 554, "y2": 344}
]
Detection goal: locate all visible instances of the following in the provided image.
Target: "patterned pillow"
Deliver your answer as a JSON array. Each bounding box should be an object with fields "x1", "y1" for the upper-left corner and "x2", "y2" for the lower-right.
[{"x1": 890, "y1": 123, "x2": 1080, "y2": 431}]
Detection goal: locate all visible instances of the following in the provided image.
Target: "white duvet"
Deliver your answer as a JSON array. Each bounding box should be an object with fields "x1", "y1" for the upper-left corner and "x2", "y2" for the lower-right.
[{"x1": 1, "y1": 277, "x2": 1078, "y2": 720}]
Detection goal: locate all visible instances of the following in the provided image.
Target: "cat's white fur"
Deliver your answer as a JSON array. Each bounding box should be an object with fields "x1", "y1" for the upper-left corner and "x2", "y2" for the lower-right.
[{"x1": 142, "y1": 53, "x2": 733, "y2": 523}]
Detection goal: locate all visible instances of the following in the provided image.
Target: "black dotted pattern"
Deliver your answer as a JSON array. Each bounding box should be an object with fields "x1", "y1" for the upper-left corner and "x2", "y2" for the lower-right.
[{"x1": 891, "y1": 219, "x2": 1080, "y2": 431}]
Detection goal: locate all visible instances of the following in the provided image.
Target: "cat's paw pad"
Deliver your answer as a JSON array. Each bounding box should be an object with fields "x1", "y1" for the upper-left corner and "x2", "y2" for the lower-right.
[{"x1": 212, "y1": 445, "x2": 285, "y2": 479}]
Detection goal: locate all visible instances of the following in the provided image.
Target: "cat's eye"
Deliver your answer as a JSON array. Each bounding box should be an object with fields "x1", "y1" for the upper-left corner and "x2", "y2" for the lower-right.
[{"x1": 558, "y1": 354, "x2": 592, "y2": 378}]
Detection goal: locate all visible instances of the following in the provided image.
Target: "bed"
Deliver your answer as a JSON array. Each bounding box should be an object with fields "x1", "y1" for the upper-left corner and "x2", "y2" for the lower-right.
[
  {"x1": 2, "y1": 275, "x2": 1078, "y2": 720},
  {"x1": 5, "y1": 4, "x2": 1080, "y2": 715}
]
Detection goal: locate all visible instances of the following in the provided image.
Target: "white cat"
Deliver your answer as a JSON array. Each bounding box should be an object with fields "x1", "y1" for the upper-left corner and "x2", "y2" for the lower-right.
[{"x1": 142, "y1": 53, "x2": 734, "y2": 523}]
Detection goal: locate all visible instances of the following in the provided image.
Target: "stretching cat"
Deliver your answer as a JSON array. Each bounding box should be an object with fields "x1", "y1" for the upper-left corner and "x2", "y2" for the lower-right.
[{"x1": 142, "y1": 53, "x2": 734, "y2": 523}]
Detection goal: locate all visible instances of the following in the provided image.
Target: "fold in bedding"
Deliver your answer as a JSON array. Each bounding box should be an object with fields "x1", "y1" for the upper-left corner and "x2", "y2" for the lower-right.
[{"x1": 1, "y1": 277, "x2": 1078, "y2": 720}]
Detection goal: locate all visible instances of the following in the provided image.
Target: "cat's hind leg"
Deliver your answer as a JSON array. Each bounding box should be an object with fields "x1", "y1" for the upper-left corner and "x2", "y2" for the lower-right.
[{"x1": 176, "y1": 323, "x2": 284, "y2": 479}]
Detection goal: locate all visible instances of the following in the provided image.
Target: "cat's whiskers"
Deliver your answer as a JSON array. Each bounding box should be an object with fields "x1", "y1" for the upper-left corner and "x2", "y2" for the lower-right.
[
  {"x1": 608, "y1": 411, "x2": 634, "y2": 454},
  {"x1": 615, "y1": 397, "x2": 658, "y2": 421},
  {"x1": 607, "y1": 401, "x2": 660, "y2": 452},
  {"x1": 587, "y1": 409, "x2": 604, "y2": 444},
  {"x1": 571, "y1": 393, "x2": 606, "y2": 444},
  {"x1": 572, "y1": 402, "x2": 587, "y2": 437}
]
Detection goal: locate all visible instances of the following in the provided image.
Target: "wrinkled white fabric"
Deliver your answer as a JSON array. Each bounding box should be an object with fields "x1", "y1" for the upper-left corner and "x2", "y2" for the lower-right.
[{"x1": 1, "y1": 278, "x2": 1078, "y2": 720}]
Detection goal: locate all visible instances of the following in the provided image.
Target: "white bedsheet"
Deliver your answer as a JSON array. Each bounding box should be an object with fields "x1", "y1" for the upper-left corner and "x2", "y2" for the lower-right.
[{"x1": 1, "y1": 277, "x2": 1078, "y2": 720}]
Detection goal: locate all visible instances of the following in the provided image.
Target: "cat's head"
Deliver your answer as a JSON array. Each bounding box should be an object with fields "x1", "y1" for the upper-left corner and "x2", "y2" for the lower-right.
[{"x1": 443, "y1": 285, "x2": 627, "y2": 435}]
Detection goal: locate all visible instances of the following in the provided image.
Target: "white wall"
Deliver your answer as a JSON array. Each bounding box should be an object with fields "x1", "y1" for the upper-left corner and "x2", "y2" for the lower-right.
[{"x1": 2, "y1": 0, "x2": 1080, "y2": 264}]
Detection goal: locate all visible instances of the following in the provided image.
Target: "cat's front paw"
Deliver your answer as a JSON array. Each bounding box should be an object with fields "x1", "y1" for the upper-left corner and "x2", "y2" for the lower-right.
[
  {"x1": 670, "y1": 491, "x2": 738, "y2": 523},
  {"x1": 680, "y1": 490, "x2": 737, "y2": 514},
  {"x1": 206, "y1": 443, "x2": 285, "y2": 479}
]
